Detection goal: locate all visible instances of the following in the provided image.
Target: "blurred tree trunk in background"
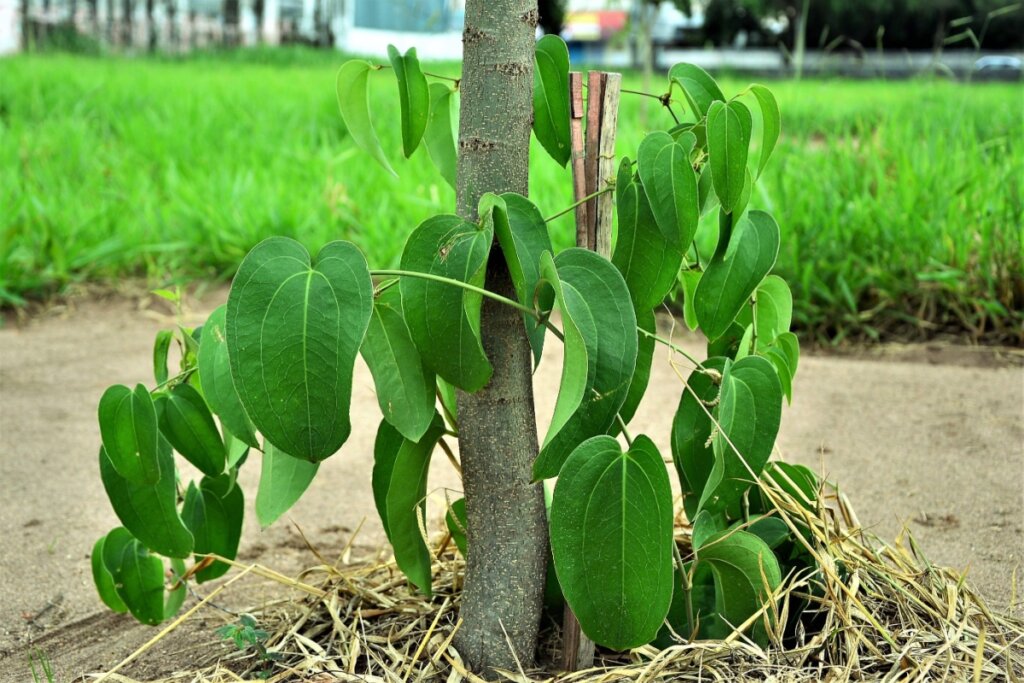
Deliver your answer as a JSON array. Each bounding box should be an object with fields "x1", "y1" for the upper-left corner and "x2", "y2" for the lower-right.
[
  {"x1": 121, "y1": 0, "x2": 132, "y2": 46},
  {"x1": 145, "y1": 0, "x2": 156, "y2": 51},
  {"x1": 88, "y1": 0, "x2": 98, "y2": 36},
  {"x1": 223, "y1": 0, "x2": 239, "y2": 45},
  {"x1": 253, "y1": 0, "x2": 263, "y2": 43},
  {"x1": 20, "y1": 0, "x2": 30, "y2": 50}
]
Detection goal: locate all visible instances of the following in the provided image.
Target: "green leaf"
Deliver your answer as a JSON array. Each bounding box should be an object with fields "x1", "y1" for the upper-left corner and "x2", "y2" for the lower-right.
[
  {"x1": 98, "y1": 384, "x2": 162, "y2": 485},
  {"x1": 706, "y1": 321, "x2": 746, "y2": 360},
  {"x1": 91, "y1": 532, "x2": 128, "y2": 613},
  {"x1": 399, "y1": 215, "x2": 493, "y2": 392},
  {"x1": 198, "y1": 305, "x2": 258, "y2": 448},
  {"x1": 437, "y1": 376, "x2": 458, "y2": 427},
  {"x1": 612, "y1": 162, "x2": 683, "y2": 311},
  {"x1": 749, "y1": 85, "x2": 780, "y2": 179},
  {"x1": 255, "y1": 440, "x2": 320, "y2": 528},
  {"x1": 636, "y1": 131, "x2": 699, "y2": 248},
  {"x1": 705, "y1": 356, "x2": 782, "y2": 513},
  {"x1": 164, "y1": 558, "x2": 187, "y2": 619},
  {"x1": 679, "y1": 269, "x2": 701, "y2": 331},
  {"x1": 491, "y1": 192, "x2": 555, "y2": 365},
  {"x1": 694, "y1": 211, "x2": 780, "y2": 341},
  {"x1": 100, "y1": 443, "x2": 194, "y2": 558},
  {"x1": 387, "y1": 45, "x2": 430, "y2": 158},
  {"x1": 741, "y1": 515, "x2": 791, "y2": 550},
  {"x1": 776, "y1": 331, "x2": 800, "y2": 375},
  {"x1": 372, "y1": 415, "x2": 445, "y2": 595},
  {"x1": 445, "y1": 497, "x2": 467, "y2": 557},
  {"x1": 424, "y1": 83, "x2": 458, "y2": 189},
  {"x1": 226, "y1": 432, "x2": 250, "y2": 468},
  {"x1": 671, "y1": 357, "x2": 726, "y2": 501},
  {"x1": 533, "y1": 249, "x2": 638, "y2": 480},
  {"x1": 745, "y1": 275, "x2": 793, "y2": 347},
  {"x1": 110, "y1": 538, "x2": 169, "y2": 625},
  {"x1": 361, "y1": 287, "x2": 436, "y2": 442},
  {"x1": 694, "y1": 529, "x2": 782, "y2": 644},
  {"x1": 157, "y1": 383, "x2": 226, "y2": 477},
  {"x1": 697, "y1": 163, "x2": 720, "y2": 217},
  {"x1": 706, "y1": 100, "x2": 752, "y2": 214},
  {"x1": 617, "y1": 307, "x2": 656, "y2": 427},
  {"x1": 763, "y1": 462, "x2": 818, "y2": 512},
  {"x1": 762, "y1": 345, "x2": 793, "y2": 403},
  {"x1": 532, "y1": 34, "x2": 571, "y2": 167},
  {"x1": 550, "y1": 435, "x2": 674, "y2": 650},
  {"x1": 336, "y1": 60, "x2": 397, "y2": 177},
  {"x1": 181, "y1": 474, "x2": 244, "y2": 583},
  {"x1": 668, "y1": 63, "x2": 725, "y2": 119},
  {"x1": 227, "y1": 237, "x2": 373, "y2": 462},
  {"x1": 691, "y1": 509, "x2": 726, "y2": 550},
  {"x1": 153, "y1": 330, "x2": 173, "y2": 385}
]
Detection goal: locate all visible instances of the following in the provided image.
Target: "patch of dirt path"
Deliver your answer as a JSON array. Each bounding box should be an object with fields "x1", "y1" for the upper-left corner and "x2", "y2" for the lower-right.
[{"x1": 1, "y1": 292, "x2": 1021, "y2": 681}]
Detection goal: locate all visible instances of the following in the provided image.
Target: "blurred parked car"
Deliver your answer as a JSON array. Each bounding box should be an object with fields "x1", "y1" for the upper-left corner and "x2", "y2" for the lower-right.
[{"x1": 974, "y1": 55, "x2": 1022, "y2": 72}]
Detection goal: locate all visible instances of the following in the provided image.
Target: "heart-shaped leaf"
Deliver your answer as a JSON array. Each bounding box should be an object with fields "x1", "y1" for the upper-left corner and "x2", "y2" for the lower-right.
[
  {"x1": 157, "y1": 383, "x2": 226, "y2": 477},
  {"x1": 153, "y1": 330, "x2": 173, "y2": 385},
  {"x1": 361, "y1": 286, "x2": 436, "y2": 442},
  {"x1": 668, "y1": 63, "x2": 725, "y2": 119},
  {"x1": 749, "y1": 84, "x2": 780, "y2": 179},
  {"x1": 98, "y1": 384, "x2": 161, "y2": 485},
  {"x1": 671, "y1": 357, "x2": 727, "y2": 502},
  {"x1": 532, "y1": 34, "x2": 571, "y2": 167},
  {"x1": 387, "y1": 45, "x2": 430, "y2": 158},
  {"x1": 102, "y1": 530, "x2": 185, "y2": 625},
  {"x1": 695, "y1": 211, "x2": 780, "y2": 341},
  {"x1": 372, "y1": 415, "x2": 445, "y2": 595},
  {"x1": 707, "y1": 100, "x2": 752, "y2": 214},
  {"x1": 399, "y1": 215, "x2": 493, "y2": 392},
  {"x1": 100, "y1": 443, "x2": 193, "y2": 558},
  {"x1": 533, "y1": 249, "x2": 638, "y2": 480},
  {"x1": 550, "y1": 435, "x2": 674, "y2": 650},
  {"x1": 736, "y1": 274, "x2": 793, "y2": 348},
  {"x1": 227, "y1": 237, "x2": 373, "y2": 462},
  {"x1": 91, "y1": 531, "x2": 129, "y2": 613},
  {"x1": 336, "y1": 60, "x2": 397, "y2": 177},
  {"x1": 636, "y1": 132, "x2": 699, "y2": 248},
  {"x1": 679, "y1": 269, "x2": 701, "y2": 331},
  {"x1": 616, "y1": 307, "x2": 656, "y2": 428},
  {"x1": 198, "y1": 305, "x2": 258, "y2": 448},
  {"x1": 424, "y1": 83, "x2": 458, "y2": 189},
  {"x1": 255, "y1": 440, "x2": 320, "y2": 528},
  {"x1": 181, "y1": 474, "x2": 244, "y2": 583}
]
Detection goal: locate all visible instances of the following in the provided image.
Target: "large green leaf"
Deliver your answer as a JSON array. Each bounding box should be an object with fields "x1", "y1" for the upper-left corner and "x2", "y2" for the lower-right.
[
  {"x1": 91, "y1": 530, "x2": 129, "y2": 613},
  {"x1": 706, "y1": 100, "x2": 752, "y2": 214},
  {"x1": 532, "y1": 34, "x2": 571, "y2": 167},
  {"x1": 255, "y1": 440, "x2": 320, "y2": 528},
  {"x1": 617, "y1": 307, "x2": 656, "y2": 427},
  {"x1": 197, "y1": 305, "x2": 258, "y2": 448},
  {"x1": 157, "y1": 383, "x2": 226, "y2": 477},
  {"x1": 550, "y1": 435, "x2": 674, "y2": 650},
  {"x1": 749, "y1": 85, "x2": 780, "y2": 179},
  {"x1": 668, "y1": 63, "x2": 725, "y2": 119},
  {"x1": 747, "y1": 275, "x2": 793, "y2": 347},
  {"x1": 361, "y1": 287, "x2": 436, "y2": 442},
  {"x1": 106, "y1": 535, "x2": 168, "y2": 625},
  {"x1": 704, "y1": 356, "x2": 782, "y2": 513},
  {"x1": 371, "y1": 415, "x2": 445, "y2": 595},
  {"x1": 336, "y1": 60, "x2": 396, "y2": 177},
  {"x1": 491, "y1": 192, "x2": 555, "y2": 365},
  {"x1": 533, "y1": 249, "x2": 638, "y2": 480},
  {"x1": 99, "y1": 443, "x2": 193, "y2": 558},
  {"x1": 387, "y1": 45, "x2": 430, "y2": 158},
  {"x1": 424, "y1": 83, "x2": 458, "y2": 189},
  {"x1": 181, "y1": 474, "x2": 244, "y2": 583},
  {"x1": 399, "y1": 215, "x2": 492, "y2": 392},
  {"x1": 612, "y1": 162, "x2": 683, "y2": 312},
  {"x1": 694, "y1": 211, "x2": 780, "y2": 341},
  {"x1": 98, "y1": 384, "x2": 161, "y2": 485},
  {"x1": 636, "y1": 132, "x2": 699, "y2": 248},
  {"x1": 227, "y1": 237, "x2": 373, "y2": 462},
  {"x1": 671, "y1": 357, "x2": 727, "y2": 503},
  {"x1": 694, "y1": 529, "x2": 782, "y2": 644}
]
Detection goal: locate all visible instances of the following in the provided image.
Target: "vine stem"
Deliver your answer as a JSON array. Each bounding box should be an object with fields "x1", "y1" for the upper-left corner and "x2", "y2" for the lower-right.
[
  {"x1": 544, "y1": 186, "x2": 614, "y2": 223},
  {"x1": 373, "y1": 63, "x2": 460, "y2": 86}
]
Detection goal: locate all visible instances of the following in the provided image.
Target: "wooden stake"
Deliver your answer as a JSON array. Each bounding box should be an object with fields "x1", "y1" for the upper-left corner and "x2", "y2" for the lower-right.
[
  {"x1": 584, "y1": 71, "x2": 607, "y2": 249},
  {"x1": 594, "y1": 73, "x2": 621, "y2": 258},
  {"x1": 569, "y1": 72, "x2": 588, "y2": 248}
]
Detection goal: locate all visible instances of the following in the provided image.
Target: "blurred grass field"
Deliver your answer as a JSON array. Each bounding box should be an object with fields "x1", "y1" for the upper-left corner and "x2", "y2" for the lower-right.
[{"x1": 1, "y1": 49, "x2": 1021, "y2": 343}]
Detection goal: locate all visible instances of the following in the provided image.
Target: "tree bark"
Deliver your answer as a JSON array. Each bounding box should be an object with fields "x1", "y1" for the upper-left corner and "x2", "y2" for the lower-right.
[{"x1": 454, "y1": 0, "x2": 548, "y2": 674}]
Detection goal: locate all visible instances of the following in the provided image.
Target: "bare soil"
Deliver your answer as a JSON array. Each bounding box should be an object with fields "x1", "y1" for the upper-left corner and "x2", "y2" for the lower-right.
[{"x1": 1, "y1": 290, "x2": 1021, "y2": 682}]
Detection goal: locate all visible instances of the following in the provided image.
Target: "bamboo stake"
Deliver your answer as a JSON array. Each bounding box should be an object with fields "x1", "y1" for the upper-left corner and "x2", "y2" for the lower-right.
[
  {"x1": 595, "y1": 73, "x2": 621, "y2": 259},
  {"x1": 584, "y1": 71, "x2": 607, "y2": 249},
  {"x1": 569, "y1": 72, "x2": 588, "y2": 248}
]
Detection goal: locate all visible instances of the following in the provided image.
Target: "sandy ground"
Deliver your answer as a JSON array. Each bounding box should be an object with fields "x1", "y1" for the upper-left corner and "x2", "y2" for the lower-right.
[{"x1": 0, "y1": 291, "x2": 1021, "y2": 681}]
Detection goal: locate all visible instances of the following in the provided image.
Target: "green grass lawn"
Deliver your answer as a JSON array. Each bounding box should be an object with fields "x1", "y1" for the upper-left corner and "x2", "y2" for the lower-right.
[{"x1": 2, "y1": 49, "x2": 1021, "y2": 343}]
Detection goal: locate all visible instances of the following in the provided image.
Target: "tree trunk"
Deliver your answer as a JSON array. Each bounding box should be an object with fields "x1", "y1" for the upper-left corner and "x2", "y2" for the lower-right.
[
  {"x1": 121, "y1": 0, "x2": 132, "y2": 47},
  {"x1": 20, "y1": 0, "x2": 30, "y2": 51},
  {"x1": 454, "y1": 0, "x2": 548, "y2": 674},
  {"x1": 145, "y1": 0, "x2": 155, "y2": 52}
]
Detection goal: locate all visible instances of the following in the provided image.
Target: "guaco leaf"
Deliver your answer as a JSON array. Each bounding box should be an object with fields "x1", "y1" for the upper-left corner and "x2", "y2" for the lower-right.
[
  {"x1": 399, "y1": 215, "x2": 493, "y2": 392},
  {"x1": 98, "y1": 384, "x2": 161, "y2": 485},
  {"x1": 749, "y1": 84, "x2": 780, "y2": 179},
  {"x1": 424, "y1": 83, "x2": 458, "y2": 189},
  {"x1": 372, "y1": 415, "x2": 445, "y2": 595},
  {"x1": 491, "y1": 192, "x2": 555, "y2": 365},
  {"x1": 445, "y1": 497, "x2": 468, "y2": 557},
  {"x1": 157, "y1": 382, "x2": 226, "y2": 477},
  {"x1": 387, "y1": 45, "x2": 430, "y2": 158},
  {"x1": 181, "y1": 474, "x2": 244, "y2": 583},
  {"x1": 762, "y1": 345, "x2": 793, "y2": 403},
  {"x1": 197, "y1": 305, "x2": 258, "y2": 448},
  {"x1": 695, "y1": 211, "x2": 780, "y2": 341},
  {"x1": 533, "y1": 249, "x2": 638, "y2": 480},
  {"x1": 754, "y1": 275, "x2": 793, "y2": 345},
  {"x1": 104, "y1": 534, "x2": 169, "y2": 625},
  {"x1": 532, "y1": 34, "x2": 571, "y2": 167},
  {"x1": 227, "y1": 237, "x2": 373, "y2": 462},
  {"x1": 361, "y1": 286, "x2": 436, "y2": 442},
  {"x1": 668, "y1": 63, "x2": 725, "y2": 119},
  {"x1": 612, "y1": 161, "x2": 684, "y2": 312},
  {"x1": 100, "y1": 442, "x2": 194, "y2": 558},
  {"x1": 679, "y1": 269, "x2": 701, "y2": 331},
  {"x1": 616, "y1": 307, "x2": 656, "y2": 428},
  {"x1": 153, "y1": 330, "x2": 173, "y2": 385},
  {"x1": 636, "y1": 131, "x2": 699, "y2": 248},
  {"x1": 256, "y1": 440, "x2": 320, "y2": 528},
  {"x1": 91, "y1": 530, "x2": 129, "y2": 613},
  {"x1": 336, "y1": 60, "x2": 397, "y2": 177},
  {"x1": 550, "y1": 435, "x2": 674, "y2": 650},
  {"x1": 670, "y1": 357, "x2": 727, "y2": 501},
  {"x1": 706, "y1": 100, "x2": 752, "y2": 214}
]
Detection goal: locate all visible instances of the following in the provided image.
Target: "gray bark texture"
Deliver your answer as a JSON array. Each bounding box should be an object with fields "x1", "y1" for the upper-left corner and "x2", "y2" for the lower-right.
[{"x1": 453, "y1": 0, "x2": 549, "y2": 674}]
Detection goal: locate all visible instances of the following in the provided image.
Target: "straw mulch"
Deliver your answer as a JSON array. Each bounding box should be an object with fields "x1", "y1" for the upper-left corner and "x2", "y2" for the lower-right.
[{"x1": 94, "y1": 475, "x2": 1023, "y2": 683}]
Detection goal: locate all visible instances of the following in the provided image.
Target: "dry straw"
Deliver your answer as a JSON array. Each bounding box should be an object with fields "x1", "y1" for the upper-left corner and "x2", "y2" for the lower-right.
[{"x1": 91, "y1": 469, "x2": 1023, "y2": 683}]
